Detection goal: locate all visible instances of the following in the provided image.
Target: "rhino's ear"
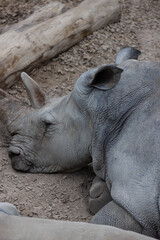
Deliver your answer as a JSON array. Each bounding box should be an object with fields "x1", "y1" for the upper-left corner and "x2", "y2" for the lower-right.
[
  {"x1": 89, "y1": 64, "x2": 123, "y2": 91},
  {"x1": 21, "y1": 72, "x2": 45, "y2": 109}
]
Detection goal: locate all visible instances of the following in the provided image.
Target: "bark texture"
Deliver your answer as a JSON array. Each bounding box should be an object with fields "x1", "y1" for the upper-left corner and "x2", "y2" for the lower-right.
[
  {"x1": 0, "y1": 0, "x2": 121, "y2": 89},
  {"x1": 1, "y1": 2, "x2": 66, "y2": 34}
]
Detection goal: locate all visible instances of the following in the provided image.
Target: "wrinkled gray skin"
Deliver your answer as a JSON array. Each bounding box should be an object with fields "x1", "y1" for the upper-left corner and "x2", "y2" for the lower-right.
[{"x1": 0, "y1": 47, "x2": 160, "y2": 238}]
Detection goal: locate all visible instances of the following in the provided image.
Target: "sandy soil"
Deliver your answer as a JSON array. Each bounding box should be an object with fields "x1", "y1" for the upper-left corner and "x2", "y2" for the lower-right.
[{"x1": 0, "y1": 0, "x2": 160, "y2": 221}]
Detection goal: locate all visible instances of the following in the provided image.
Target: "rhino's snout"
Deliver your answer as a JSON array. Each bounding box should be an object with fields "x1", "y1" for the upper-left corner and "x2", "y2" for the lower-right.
[
  {"x1": 8, "y1": 148, "x2": 31, "y2": 172},
  {"x1": 8, "y1": 150, "x2": 20, "y2": 167}
]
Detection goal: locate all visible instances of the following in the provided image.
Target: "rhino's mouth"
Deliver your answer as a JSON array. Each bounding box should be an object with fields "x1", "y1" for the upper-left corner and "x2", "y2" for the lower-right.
[
  {"x1": 8, "y1": 146, "x2": 65, "y2": 173},
  {"x1": 8, "y1": 147, "x2": 34, "y2": 172}
]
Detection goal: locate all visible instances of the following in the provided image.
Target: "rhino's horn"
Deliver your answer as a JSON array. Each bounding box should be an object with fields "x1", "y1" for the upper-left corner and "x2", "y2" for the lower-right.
[
  {"x1": 21, "y1": 72, "x2": 45, "y2": 109},
  {"x1": 0, "y1": 88, "x2": 10, "y2": 100}
]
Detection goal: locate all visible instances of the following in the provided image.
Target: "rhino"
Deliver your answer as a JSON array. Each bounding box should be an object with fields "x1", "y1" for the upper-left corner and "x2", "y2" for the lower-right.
[
  {"x1": 0, "y1": 47, "x2": 160, "y2": 238},
  {"x1": 0, "y1": 203, "x2": 155, "y2": 240}
]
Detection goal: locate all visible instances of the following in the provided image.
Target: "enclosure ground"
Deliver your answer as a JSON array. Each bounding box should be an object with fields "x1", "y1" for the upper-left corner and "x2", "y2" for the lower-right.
[{"x1": 0, "y1": 0, "x2": 159, "y2": 221}]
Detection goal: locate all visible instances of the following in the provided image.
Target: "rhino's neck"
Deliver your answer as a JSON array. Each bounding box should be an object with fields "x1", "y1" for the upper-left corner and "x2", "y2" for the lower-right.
[
  {"x1": 90, "y1": 72, "x2": 154, "y2": 180},
  {"x1": 54, "y1": 94, "x2": 92, "y2": 171},
  {"x1": 67, "y1": 94, "x2": 92, "y2": 169}
]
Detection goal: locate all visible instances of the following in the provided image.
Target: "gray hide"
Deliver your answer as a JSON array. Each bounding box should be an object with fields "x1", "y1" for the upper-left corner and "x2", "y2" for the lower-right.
[
  {"x1": 0, "y1": 47, "x2": 160, "y2": 238},
  {"x1": 0, "y1": 203, "x2": 156, "y2": 240}
]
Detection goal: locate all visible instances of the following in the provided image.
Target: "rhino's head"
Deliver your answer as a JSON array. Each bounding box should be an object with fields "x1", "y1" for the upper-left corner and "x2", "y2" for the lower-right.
[{"x1": 0, "y1": 64, "x2": 122, "y2": 173}]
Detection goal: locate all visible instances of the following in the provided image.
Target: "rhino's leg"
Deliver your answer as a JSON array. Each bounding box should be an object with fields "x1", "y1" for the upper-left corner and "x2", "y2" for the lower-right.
[
  {"x1": 88, "y1": 176, "x2": 112, "y2": 214},
  {"x1": 90, "y1": 201, "x2": 142, "y2": 233},
  {"x1": 0, "y1": 202, "x2": 19, "y2": 216}
]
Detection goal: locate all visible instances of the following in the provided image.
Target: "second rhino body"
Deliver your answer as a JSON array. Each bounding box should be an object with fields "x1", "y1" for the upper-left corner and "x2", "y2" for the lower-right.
[{"x1": 1, "y1": 47, "x2": 160, "y2": 238}]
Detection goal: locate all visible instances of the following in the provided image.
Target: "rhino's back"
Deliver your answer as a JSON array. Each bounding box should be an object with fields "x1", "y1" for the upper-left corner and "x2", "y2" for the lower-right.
[
  {"x1": 116, "y1": 60, "x2": 160, "y2": 100},
  {"x1": 102, "y1": 60, "x2": 160, "y2": 236},
  {"x1": 106, "y1": 66, "x2": 160, "y2": 236}
]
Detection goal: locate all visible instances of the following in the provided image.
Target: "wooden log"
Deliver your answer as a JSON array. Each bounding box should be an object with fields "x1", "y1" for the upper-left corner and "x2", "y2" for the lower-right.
[
  {"x1": 1, "y1": 2, "x2": 66, "y2": 34},
  {"x1": 0, "y1": 0, "x2": 121, "y2": 89}
]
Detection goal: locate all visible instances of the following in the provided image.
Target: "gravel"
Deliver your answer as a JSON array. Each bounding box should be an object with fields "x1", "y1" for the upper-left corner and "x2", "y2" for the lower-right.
[{"x1": 0, "y1": 0, "x2": 160, "y2": 221}]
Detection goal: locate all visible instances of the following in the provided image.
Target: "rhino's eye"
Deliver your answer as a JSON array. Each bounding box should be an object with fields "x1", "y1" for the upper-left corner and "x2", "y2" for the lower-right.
[
  {"x1": 10, "y1": 131, "x2": 18, "y2": 137},
  {"x1": 41, "y1": 113, "x2": 57, "y2": 130},
  {"x1": 43, "y1": 120, "x2": 52, "y2": 129}
]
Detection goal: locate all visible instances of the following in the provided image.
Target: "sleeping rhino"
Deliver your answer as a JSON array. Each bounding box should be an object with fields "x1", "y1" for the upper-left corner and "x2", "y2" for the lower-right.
[{"x1": 0, "y1": 47, "x2": 160, "y2": 238}]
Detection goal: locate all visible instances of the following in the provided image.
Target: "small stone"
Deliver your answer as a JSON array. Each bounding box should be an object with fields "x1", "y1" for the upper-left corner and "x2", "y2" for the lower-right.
[
  {"x1": 61, "y1": 194, "x2": 70, "y2": 204},
  {"x1": 38, "y1": 193, "x2": 43, "y2": 197}
]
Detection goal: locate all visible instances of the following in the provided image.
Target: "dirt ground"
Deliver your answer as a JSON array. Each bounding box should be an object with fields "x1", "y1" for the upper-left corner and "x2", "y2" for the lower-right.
[{"x1": 0, "y1": 0, "x2": 160, "y2": 221}]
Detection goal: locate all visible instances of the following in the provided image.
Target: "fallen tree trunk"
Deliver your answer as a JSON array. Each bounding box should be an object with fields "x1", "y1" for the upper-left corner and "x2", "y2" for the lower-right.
[
  {"x1": 0, "y1": 0, "x2": 121, "y2": 89},
  {"x1": 1, "y1": 2, "x2": 66, "y2": 34},
  {"x1": 0, "y1": 212, "x2": 155, "y2": 240}
]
